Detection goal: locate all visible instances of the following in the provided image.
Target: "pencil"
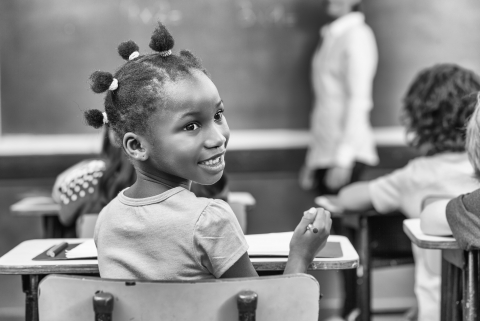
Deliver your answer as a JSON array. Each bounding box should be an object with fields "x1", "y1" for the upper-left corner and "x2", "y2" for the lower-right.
[{"x1": 46, "y1": 242, "x2": 69, "y2": 258}]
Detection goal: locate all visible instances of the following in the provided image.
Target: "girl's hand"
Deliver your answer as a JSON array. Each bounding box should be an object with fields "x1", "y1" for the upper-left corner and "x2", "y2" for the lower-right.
[{"x1": 284, "y1": 207, "x2": 332, "y2": 274}]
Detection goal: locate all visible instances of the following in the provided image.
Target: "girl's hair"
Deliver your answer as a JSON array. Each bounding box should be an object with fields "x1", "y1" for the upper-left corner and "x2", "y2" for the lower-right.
[
  {"x1": 402, "y1": 63, "x2": 480, "y2": 155},
  {"x1": 465, "y1": 93, "x2": 480, "y2": 180},
  {"x1": 83, "y1": 129, "x2": 136, "y2": 213},
  {"x1": 84, "y1": 22, "x2": 208, "y2": 144}
]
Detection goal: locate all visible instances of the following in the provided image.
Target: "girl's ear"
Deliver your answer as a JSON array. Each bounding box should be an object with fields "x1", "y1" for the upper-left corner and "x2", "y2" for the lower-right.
[{"x1": 123, "y1": 132, "x2": 149, "y2": 161}]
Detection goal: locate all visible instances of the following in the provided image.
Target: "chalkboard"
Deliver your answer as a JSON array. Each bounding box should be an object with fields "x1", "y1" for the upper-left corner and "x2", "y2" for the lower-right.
[
  {"x1": 366, "y1": 0, "x2": 480, "y2": 127},
  {"x1": 0, "y1": 0, "x2": 325, "y2": 134},
  {"x1": 1, "y1": 0, "x2": 480, "y2": 135}
]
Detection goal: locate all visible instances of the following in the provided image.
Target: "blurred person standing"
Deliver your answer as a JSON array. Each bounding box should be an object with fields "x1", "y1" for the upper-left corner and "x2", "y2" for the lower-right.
[
  {"x1": 301, "y1": 0, "x2": 379, "y2": 195},
  {"x1": 301, "y1": 1, "x2": 379, "y2": 320}
]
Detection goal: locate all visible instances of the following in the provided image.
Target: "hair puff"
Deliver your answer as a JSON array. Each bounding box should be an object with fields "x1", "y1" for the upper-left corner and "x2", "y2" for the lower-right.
[
  {"x1": 118, "y1": 40, "x2": 140, "y2": 60},
  {"x1": 90, "y1": 71, "x2": 114, "y2": 93},
  {"x1": 149, "y1": 22, "x2": 174, "y2": 53},
  {"x1": 84, "y1": 109, "x2": 105, "y2": 129}
]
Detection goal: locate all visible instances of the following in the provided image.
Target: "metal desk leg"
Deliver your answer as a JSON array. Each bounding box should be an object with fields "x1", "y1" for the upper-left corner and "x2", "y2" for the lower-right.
[
  {"x1": 441, "y1": 257, "x2": 449, "y2": 321},
  {"x1": 441, "y1": 255, "x2": 463, "y2": 321},
  {"x1": 357, "y1": 215, "x2": 370, "y2": 321},
  {"x1": 22, "y1": 275, "x2": 40, "y2": 321},
  {"x1": 463, "y1": 250, "x2": 478, "y2": 321}
]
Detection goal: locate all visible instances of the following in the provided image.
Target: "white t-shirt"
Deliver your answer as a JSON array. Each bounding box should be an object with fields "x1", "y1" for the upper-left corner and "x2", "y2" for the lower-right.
[
  {"x1": 368, "y1": 152, "x2": 479, "y2": 321},
  {"x1": 94, "y1": 186, "x2": 248, "y2": 280}
]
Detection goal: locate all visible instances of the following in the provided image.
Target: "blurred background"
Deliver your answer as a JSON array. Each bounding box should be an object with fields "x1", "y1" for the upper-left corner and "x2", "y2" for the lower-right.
[{"x1": 1, "y1": 0, "x2": 480, "y2": 320}]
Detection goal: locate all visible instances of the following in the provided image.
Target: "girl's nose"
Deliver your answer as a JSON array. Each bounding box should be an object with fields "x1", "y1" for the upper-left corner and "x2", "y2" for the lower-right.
[{"x1": 205, "y1": 124, "x2": 228, "y2": 149}]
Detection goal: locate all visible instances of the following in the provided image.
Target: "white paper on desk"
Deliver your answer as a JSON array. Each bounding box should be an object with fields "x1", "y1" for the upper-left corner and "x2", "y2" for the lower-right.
[
  {"x1": 64, "y1": 233, "x2": 293, "y2": 259},
  {"x1": 245, "y1": 232, "x2": 293, "y2": 256},
  {"x1": 65, "y1": 239, "x2": 97, "y2": 259}
]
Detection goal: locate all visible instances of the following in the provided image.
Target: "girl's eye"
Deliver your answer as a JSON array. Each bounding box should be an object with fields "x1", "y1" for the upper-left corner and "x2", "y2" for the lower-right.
[
  {"x1": 214, "y1": 110, "x2": 224, "y2": 122},
  {"x1": 184, "y1": 123, "x2": 200, "y2": 131}
]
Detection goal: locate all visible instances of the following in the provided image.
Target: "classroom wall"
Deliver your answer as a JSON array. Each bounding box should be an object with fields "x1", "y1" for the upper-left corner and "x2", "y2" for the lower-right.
[{"x1": 2, "y1": 0, "x2": 480, "y2": 135}]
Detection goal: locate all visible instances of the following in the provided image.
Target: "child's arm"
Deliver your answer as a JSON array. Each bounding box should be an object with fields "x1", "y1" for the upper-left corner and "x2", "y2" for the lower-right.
[
  {"x1": 420, "y1": 198, "x2": 452, "y2": 236},
  {"x1": 220, "y1": 208, "x2": 331, "y2": 277},
  {"x1": 337, "y1": 181, "x2": 374, "y2": 212},
  {"x1": 221, "y1": 253, "x2": 258, "y2": 278}
]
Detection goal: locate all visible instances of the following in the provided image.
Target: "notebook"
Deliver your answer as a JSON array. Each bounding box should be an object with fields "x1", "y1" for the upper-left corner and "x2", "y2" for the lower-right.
[{"x1": 33, "y1": 232, "x2": 343, "y2": 260}]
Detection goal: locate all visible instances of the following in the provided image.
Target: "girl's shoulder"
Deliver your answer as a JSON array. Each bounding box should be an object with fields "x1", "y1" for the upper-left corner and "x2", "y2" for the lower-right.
[{"x1": 197, "y1": 197, "x2": 236, "y2": 223}]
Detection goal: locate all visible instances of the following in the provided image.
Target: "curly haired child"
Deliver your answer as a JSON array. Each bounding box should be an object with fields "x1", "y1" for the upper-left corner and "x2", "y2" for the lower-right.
[
  {"x1": 84, "y1": 22, "x2": 331, "y2": 281},
  {"x1": 334, "y1": 64, "x2": 480, "y2": 321},
  {"x1": 421, "y1": 93, "x2": 480, "y2": 249}
]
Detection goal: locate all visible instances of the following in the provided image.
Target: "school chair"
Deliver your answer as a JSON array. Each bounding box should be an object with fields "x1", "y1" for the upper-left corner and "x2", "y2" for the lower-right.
[
  {"x1": 316, "y1": 196, "x2": 414, "y2": 321},
  {"x1": 38, "y1": 273, "x2": 320, "y2": 321},
  {"x1": 76, "y1": 192, "x2": 256, "y2": 238}
]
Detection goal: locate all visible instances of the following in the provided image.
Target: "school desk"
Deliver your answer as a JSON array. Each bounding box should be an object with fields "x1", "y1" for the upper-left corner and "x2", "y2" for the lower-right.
[
  {"x1": 0, "y1": 235, "x2": 358, "y2": 321},
  {"x1": 315, "y1": 195, "x2": 414, "y2": 321},
  {"x1": 403, "y1": 218, "x2": 479, "y2": 321}
]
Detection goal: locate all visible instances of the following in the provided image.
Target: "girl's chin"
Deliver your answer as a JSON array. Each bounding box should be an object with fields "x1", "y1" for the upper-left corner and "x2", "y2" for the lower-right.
[{"x1": 195, "y1": 172, "x2": 224, "y2": 186}]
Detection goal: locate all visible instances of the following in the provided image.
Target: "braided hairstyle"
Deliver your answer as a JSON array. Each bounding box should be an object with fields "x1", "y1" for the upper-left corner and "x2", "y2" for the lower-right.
[
  {"x1": 84, "y1": 22, "x2": 208, "y2": 144},
  {"x1": 401, "y1": 63, "x2": 480, "y2": 155}
]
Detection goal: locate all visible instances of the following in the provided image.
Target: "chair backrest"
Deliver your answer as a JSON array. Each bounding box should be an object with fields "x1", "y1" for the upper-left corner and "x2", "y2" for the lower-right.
[{"x1": 39, "y1": 273, "x2": 319, "y2": 321}]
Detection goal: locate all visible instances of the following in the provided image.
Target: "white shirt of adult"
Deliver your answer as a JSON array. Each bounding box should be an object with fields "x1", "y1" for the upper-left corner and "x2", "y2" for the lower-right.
[{"x1": 306, "y1": 12, "x2": 379, "y2": 169}]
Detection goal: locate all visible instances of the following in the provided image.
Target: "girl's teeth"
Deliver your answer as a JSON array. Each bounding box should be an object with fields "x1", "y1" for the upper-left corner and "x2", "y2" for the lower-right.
[{"x1": 203, "y1": 157, "x2": 220, "y2": 165}]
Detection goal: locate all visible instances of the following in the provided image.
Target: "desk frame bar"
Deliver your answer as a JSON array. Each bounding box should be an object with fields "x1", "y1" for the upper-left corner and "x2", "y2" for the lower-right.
[
  {"x1": 22, "y1": 275, "x2": 41, "y2": 321},
  {"x1": 358, "y1": 215, "x2": 371, "y2": 321},
  {"x1": 463, "y1": 250, "x2": 478, "y2": 321}
]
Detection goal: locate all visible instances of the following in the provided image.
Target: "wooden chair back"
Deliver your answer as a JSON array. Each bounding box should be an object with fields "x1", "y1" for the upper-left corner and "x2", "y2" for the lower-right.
[{"x1": 39, "y1": 273, "x2": 319, "y2": 321}]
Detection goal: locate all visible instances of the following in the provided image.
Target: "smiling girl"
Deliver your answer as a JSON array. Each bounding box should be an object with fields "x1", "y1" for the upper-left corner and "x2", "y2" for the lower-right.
[{"x1": 86, "y1": 22, "x2": 331, "y2": 280}]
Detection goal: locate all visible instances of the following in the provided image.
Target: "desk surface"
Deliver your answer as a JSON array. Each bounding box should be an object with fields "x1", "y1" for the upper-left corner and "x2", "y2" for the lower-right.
[
  {"x1": 0, "y1": 236, "x2": 358, "y2": 274},
  {"x1": 403, "y1": 218, "x2": 459, "y2": 250}
]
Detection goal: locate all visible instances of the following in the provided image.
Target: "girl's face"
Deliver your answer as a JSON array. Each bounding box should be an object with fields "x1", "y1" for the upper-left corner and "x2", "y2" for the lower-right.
[
  {"x1": 144, "y1": 70, "x2": 229, "y2": 186},
  {"x1": 325, "y1": 0, "x2": 359, "y2": 18}
]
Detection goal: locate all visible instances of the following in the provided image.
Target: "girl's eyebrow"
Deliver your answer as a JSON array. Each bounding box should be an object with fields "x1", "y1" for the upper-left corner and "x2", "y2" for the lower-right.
[{"x1": 179, "y1": 100, "x2": 224, "y2": 120}]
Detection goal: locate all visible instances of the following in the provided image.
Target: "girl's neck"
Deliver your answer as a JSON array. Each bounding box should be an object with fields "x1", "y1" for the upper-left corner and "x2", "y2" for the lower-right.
[{"x1": 124, "y1": 166, "x2": 191, "y2": 198}]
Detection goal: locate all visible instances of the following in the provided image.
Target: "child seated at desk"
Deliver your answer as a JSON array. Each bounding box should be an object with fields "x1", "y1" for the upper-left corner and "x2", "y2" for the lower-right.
[
  {"x1": 421, "y1": 93, "x2": 480, "y2": 249},
  {"x1": 78, "y1": 22, "x2": 331, "y2": 280},
  {"x1": 334, "y1": 64, "x2": 480, "y2": 321}
]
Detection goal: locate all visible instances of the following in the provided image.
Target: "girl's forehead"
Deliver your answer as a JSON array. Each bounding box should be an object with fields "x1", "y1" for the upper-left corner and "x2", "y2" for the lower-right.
[{"x1": 163, "y1": 73, "x2": 220, "y2": 110}]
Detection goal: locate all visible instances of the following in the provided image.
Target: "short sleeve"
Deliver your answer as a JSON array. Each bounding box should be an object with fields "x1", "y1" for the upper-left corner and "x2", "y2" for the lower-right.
[
  {"x1": 368, "y1": 165, "x2": 411, "y2": 213},
  {"x1": 194, "y1": 200, "x2": 249, "y2": 278}
]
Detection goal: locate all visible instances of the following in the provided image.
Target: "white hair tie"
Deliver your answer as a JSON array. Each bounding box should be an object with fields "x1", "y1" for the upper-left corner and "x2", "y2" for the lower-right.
[
  {"x1": 129, "y1": 51, "x2": 139, "y2": 60},
  {"x1": 102, "y1": 112, "x2": 109, "y2": 124},
  {"x1": 159, "y1": 50, "x2": 172, "y2": 57},
  {"x1": 109, "y1": 78, "x2": 118, "y2": 91}
]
